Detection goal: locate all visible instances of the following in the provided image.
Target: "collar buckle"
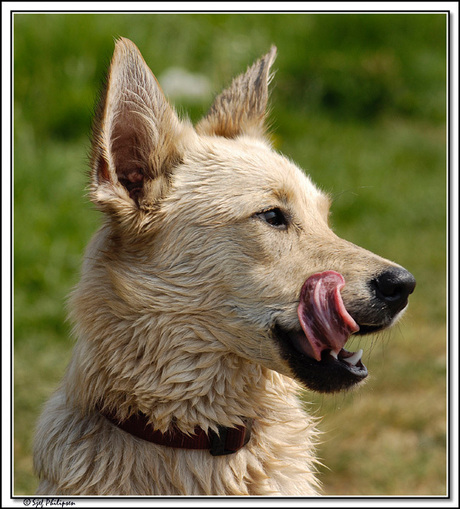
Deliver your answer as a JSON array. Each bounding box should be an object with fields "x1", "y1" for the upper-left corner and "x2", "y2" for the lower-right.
[{"x1": 209, "y1": 420, "x2": 253, "y2": 456}]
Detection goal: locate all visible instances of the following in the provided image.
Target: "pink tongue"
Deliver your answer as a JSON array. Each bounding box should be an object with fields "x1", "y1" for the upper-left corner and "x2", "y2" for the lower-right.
[{"x1": 296, "y1": 271, "x2": 359, "y2": 361}]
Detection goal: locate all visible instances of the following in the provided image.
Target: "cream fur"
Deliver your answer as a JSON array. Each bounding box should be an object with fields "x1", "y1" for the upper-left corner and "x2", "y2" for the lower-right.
[{"x1": 34, "y1": 38, "x2": 404, "y2": 496}]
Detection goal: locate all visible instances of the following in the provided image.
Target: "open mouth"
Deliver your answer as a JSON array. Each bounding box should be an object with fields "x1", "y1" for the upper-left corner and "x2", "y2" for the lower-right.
[{"x1": 274, "y1": 271, "x2": 373, "y2": 393}]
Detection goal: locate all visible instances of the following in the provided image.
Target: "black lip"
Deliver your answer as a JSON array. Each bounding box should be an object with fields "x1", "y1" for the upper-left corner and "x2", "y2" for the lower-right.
[
  {"x1": 354, "y1": 323, "x2": 386, "y2": 335},
  {"x1": 273, "y1": 324, "x2": 368, "y2": 393}
]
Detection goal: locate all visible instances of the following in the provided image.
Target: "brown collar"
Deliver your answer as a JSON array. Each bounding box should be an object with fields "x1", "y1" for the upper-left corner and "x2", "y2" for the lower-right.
[{"x1": 99, "y1": 407, "x2": 253, "y2": 456}]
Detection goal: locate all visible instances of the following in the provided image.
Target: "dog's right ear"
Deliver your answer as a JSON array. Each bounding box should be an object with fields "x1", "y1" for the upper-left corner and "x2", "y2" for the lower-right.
[
  {"x1": 90, "y1": 38, "x2": 185, "y2": 223},
  {"x1": 196, "y1": 46, "x2": 277, "y2": 139}
]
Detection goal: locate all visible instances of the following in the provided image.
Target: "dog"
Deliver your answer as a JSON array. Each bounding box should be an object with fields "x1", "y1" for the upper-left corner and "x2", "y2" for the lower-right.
[{"x1": 33, "y1": 38, "x2": 415, "y2": 496}]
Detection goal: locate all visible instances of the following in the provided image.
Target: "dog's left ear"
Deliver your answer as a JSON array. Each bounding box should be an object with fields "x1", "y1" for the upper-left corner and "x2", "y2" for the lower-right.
[
  {"x1": 89, "y1": 38, "x2": 187, "y2": 220},
  {"x1": 196, "y1": 46, "x2": 277, "y2": 139}
]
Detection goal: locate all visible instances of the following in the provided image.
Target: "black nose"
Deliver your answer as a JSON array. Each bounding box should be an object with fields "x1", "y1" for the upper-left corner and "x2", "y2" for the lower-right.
[{"x1": 371, "y1": 267, "x2": 416, "y2": 315}]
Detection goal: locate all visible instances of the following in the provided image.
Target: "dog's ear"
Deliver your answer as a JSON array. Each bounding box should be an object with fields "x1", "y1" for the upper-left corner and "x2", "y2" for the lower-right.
[
  {"x1": 196, "y1": 46, "x2": 277, "y2": 139},
  {"x1": 90, "y1": 38, "x2": 185, "y2": 219}
]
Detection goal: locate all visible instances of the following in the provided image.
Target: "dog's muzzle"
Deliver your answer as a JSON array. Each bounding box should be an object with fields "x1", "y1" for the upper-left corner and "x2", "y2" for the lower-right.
[{"x1": 273, "y1": 268, "x2": 415, "y2": 393}]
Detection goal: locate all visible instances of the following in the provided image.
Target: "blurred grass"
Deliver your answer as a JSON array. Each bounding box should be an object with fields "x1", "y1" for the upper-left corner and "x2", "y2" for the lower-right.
[{"x1": 13, "y1": 13, "x2": 447, "y2": 496}]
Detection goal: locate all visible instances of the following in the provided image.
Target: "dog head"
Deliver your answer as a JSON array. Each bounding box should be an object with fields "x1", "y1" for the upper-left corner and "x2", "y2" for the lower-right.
[{"x1": 87, "y1": 38, "x2": 415, "y2": 394}]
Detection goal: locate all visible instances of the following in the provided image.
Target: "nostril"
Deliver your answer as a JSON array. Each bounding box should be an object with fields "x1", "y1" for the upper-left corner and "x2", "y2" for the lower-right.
[{"x1": 371, "y1": 267, "x2": 416, "y2": 313}]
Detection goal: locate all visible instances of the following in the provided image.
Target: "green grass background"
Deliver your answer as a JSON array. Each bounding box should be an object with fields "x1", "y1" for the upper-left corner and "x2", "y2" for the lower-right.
[{"x1": 14, "y1": 13, "x2": 447, "y2": 496}]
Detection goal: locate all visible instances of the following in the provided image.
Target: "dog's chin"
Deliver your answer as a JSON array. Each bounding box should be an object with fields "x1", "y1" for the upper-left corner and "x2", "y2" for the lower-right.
[{"x1": 273, "y1": 324, "x2": 370, "y2": 393}]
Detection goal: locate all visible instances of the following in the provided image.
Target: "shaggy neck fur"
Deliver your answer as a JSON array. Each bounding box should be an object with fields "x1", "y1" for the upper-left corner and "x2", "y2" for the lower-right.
[{"x1": 33, "y1": 228, "x2": 320, "y2": 496}]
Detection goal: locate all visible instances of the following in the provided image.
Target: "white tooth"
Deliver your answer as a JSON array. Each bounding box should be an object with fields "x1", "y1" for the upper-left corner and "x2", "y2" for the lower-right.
[
  {"x1": 329, "y1": 350, "x2": 339, "y2": 359},
  {"x1": 346, "y1": 349, "x2": 363, "y2": 366}
]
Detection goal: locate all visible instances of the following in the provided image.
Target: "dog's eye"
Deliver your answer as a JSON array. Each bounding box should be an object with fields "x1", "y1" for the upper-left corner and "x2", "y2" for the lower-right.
[{"x1": 256, "y1": 208, "x2": 288, "y2": 229}]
